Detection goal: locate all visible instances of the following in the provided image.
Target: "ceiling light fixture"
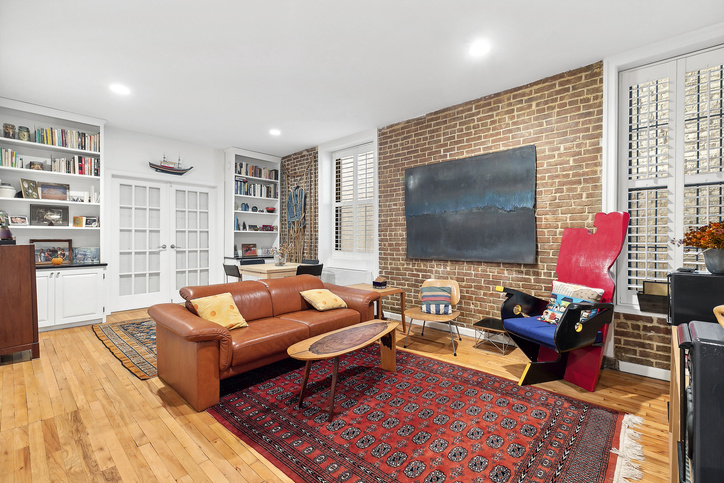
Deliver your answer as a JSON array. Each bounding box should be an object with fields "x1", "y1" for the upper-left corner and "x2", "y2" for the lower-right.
[
  {"x1": 109, "y1": 83, "x2": 131, "y2": 95},
  {"x1": 269, "y1": 129, "x2": 281, "y2": 136},
  {"x1": 469, "y1": 38, "x2": 491, "y2": 58}
]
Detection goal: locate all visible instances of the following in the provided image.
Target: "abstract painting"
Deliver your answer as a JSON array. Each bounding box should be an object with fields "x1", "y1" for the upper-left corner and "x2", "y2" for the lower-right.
[{"x1": 405, "y1": 145, "x2": 536, "y2": 263}]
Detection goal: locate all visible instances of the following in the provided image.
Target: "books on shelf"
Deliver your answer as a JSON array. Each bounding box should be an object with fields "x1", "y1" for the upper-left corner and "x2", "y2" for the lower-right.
[
  {"x1": 50, "y1": 156, "x2": 100, "y2": 176},
  {"x1": 1, "y1": 147, "x2": 21, "y2": 167},
  {"x1": 235, "y1": 161, "x2": 279, "y2": 181},
  {"x1": 34, "y1": 127, "x2": 100, "y2": 152},
  {"x1": 234, "y1": 178, "x2": 278, "y2": 198}
]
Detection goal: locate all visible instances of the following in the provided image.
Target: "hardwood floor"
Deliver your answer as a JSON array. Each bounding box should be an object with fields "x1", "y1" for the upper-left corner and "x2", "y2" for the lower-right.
[{"x1": 0, "y1": 310, "x2": 670, "y2": 482}]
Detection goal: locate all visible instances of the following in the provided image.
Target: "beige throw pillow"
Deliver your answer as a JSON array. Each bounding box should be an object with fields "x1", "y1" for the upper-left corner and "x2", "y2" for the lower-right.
[
  {"x1": 191, "y1": 292, "x2": 248, "y2": 330},
  {"x1": 300, "y1": 289, "x2": 347, "y2": 311}
]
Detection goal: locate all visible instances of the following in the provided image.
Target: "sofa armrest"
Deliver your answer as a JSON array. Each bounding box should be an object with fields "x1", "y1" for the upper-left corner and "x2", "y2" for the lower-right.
[
  {"x1": 324, "y1": 283, "x2": 380, "y2": 322},
  {"x1": 148, "y1": 303, "x2": 233, "y2": 371}
]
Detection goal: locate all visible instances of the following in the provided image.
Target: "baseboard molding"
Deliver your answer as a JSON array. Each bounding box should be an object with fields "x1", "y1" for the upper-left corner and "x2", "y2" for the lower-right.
[{"x1": 618, "y1": 361, "x2": 670, "y2": 381}]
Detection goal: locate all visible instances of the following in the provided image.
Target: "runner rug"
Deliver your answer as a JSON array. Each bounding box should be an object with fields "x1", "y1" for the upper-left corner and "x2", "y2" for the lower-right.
[
  {"x1": 208, "y1": 345, "x2": 643, "y2": 483},
  {"x1": 92, "y1": 318, "x2": 157, "y2": 380}
]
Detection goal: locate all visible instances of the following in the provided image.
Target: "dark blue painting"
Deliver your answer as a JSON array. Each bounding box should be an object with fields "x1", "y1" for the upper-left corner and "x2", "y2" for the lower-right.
[{"x1": 405, "y1": 145, "x2": 536, "y2": 263}]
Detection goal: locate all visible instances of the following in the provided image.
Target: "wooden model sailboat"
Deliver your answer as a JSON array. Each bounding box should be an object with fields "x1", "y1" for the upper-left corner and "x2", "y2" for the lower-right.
[{"x1": 149, "y1": 155, "x2": 193, "y2": 175}]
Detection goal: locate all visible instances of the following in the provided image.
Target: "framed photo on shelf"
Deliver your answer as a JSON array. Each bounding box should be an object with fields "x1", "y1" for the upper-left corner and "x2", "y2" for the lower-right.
[
  {"x1": 30, "y1": 204, "x2": 69, "y2": 226},
  {"x1": 72, "y1": 247, "x2": 100, "y2": 264},
  {"x1": 20, "y1": 178, "x2": 40, "y2": 199},
  {"x1": 69, "y1": 191, "x2": 88, "y2": 203},
  {"x1": 30, "y1": 239, "x2": 72, "y2": 265},
  {"x1": 39, "y1": 182, "x2": 70, "y2": 201},
  {"x1": 85, "y1": 217, "x2": 99, "y2": 227},
  {"x1": 242, "y1": 243, "x2": 257, "y2": 256},
  {"x1": 9, "y1": 215, "x2": 28, "y2": 225}
]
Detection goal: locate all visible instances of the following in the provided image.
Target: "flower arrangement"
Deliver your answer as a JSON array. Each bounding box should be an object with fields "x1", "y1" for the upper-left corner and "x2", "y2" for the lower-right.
[
  {"x1": 271, "y1": 242, "x2": 293, "y2": 265},
  {"x1": 675, "y1": 221, "x2": 724, "y2": 250}
]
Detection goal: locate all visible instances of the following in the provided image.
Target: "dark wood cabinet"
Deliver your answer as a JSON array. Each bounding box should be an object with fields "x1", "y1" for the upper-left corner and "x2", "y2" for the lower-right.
[{"x1": 0, "y1": 245, "x2": 39, "y2": 358}]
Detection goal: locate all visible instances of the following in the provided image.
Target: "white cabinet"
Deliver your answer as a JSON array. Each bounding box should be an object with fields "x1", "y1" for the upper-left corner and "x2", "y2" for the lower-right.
[
  {"x1": 224, "y1": 148, "x2": 281, "y2": 259},
  {"x1": 36, "y1": 267, "x2": 106, "y2": 329}
]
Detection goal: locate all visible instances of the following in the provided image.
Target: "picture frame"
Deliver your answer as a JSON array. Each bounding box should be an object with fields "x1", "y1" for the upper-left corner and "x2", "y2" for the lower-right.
[
  {"x1": 85, "y1": 216, "x2": 99, "y2": 227},
  {"x1": 9, "y1": 215, "x2": 28, "y2": 225},
  {"x1": 242, "y1": 243, "x2": 257, "y2": 256},
  {"x1": 73, "y1": 216, "x2": 85, "y2": 227},
  {"x1": 20, "y1": 178, "x2": 40, "y2": 199},
  {"x1": 69, "y1": 190, "x2": 88, "y2": 203},
  {"x1": 72, "y1": 247, "x2": 100, "y2": 264},
  {"x1": 30, "y1": 239, "x2": 72, "y2": 265},
  {"x1": 39, "y1": 182, "x2": 70, "y2": 201},
  {"x1": 30, "y1": 204, "x2": 70, "y2": 226}
]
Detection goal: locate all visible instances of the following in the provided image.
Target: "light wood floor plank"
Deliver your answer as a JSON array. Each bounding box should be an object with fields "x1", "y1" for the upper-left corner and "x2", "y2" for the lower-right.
[{"x1": 0, "y1": 311, "x2": 671, "y2": 482}]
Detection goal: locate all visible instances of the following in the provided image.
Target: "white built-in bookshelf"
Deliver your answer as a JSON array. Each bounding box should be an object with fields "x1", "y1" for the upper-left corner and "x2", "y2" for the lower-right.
[{"x1": 224, "y1": 147, "x2": 280, "y2": 259}]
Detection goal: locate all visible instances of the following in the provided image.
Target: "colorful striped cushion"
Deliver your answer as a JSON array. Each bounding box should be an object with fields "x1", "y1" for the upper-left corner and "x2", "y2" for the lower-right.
[{"x1": 420, "y1": 285, "x2": 452, "y2": 315}]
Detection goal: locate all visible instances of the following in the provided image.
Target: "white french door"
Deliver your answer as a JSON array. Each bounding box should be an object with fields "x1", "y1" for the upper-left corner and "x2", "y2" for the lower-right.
[{"x1": 111, "y1": 177, "x2": 214, "y2": 311}]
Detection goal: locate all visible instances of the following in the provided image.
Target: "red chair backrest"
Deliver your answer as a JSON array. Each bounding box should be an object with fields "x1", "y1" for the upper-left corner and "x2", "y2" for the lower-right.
[{"x1": 555, "y1": 212, "x2": 630, "y2": 304}]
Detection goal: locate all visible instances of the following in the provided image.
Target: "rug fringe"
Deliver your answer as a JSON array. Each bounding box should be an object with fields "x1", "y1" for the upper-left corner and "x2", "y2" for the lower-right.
[{"x1": 611, "y1": 414, "x2": 645, "y2": 482}]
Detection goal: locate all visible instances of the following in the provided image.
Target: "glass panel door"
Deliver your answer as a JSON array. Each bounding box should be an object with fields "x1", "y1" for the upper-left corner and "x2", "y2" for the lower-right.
[
  {"x1": 171, "y1": 186, "x2": 211, "y2": 301},
  {"x1": 112, "y1": 178, "x2": 170, "y2": 310}
]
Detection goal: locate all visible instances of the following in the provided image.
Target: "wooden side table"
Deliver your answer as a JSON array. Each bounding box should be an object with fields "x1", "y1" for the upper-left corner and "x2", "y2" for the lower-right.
[{"x1": 347, "y1": 283, "x2": 406, "y2": 332}]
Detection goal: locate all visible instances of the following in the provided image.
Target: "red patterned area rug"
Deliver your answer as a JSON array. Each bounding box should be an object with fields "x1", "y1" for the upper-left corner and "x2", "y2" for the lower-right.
[{"x1": 208, "y1": 346, "x2": 642, "y2": 483}]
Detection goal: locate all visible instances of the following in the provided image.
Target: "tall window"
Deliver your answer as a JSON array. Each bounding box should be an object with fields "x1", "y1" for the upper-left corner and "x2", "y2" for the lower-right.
[
  {"x1": 333, "y1": 142, "x2": 375, "y2": 253},
  {"x1": 618, "y1": 46, "x2": 724, "y2": 306}
]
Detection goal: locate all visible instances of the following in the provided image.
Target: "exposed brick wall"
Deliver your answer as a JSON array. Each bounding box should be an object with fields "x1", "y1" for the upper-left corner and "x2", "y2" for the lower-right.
[
  {"x1": 281, "y1": 61, "x2": 670, "y2": 371},
  {"x1": 613, "y1": 313, "x2": 671, "y2": 370},
  {"x1": 280, "y1": 148, "x2": 319, "y2": 261},
  {"x1": 376, "y1": 61, "x2": 669, "y2": 371}
]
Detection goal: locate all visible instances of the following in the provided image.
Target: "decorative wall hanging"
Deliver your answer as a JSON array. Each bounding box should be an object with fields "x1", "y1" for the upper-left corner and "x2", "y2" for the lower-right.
[
  {"x1": 405, "y1": 145, "x2": 537, "y2": 263},
  {"x1": 148, "y1": 154, "x2": 193, "y2": 175}
]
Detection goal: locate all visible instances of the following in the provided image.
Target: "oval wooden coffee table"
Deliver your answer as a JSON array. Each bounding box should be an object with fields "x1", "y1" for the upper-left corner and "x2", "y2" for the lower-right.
[{"x1": 287, "y1": 320, "x2": 399, "y2": 421}]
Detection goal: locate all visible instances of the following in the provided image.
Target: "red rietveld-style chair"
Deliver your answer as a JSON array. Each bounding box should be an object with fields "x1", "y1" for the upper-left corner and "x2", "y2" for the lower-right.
[{"x1": 496, "y1": 212, "x2": 629, "y2": 391}]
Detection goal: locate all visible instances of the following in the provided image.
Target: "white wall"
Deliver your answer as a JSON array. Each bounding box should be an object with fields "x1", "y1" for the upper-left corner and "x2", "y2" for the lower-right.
[{"x1": 102, "y1": 127, "x2": 227, "y2": 292}]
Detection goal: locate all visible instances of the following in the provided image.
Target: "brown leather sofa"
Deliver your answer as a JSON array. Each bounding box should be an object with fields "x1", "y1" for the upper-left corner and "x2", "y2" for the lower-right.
[{"x1": 148, "y1": 274, "x2": 380, "y2": 411}]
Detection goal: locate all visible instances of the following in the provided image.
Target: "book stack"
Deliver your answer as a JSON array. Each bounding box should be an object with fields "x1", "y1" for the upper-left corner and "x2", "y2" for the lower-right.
[
  {"x1": 34, "y1": 127, "x2": 100, "y2": 152},
  {"x1": 1, "y1": 148, "x2": 22, "y2": 167}
]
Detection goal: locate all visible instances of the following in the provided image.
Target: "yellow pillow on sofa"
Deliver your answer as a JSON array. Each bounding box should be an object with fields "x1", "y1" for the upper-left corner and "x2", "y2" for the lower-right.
[
  {"x1": 300, "y1": 289, "x2": 347, "y2": 311},
  {"x1": 191, "y1": 292, "x2": 248, "y2": 330}
]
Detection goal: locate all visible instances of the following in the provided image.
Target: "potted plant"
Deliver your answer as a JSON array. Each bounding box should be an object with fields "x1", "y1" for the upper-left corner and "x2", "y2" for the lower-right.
[{"x1": 677, "y1": 221, "x2": 724, "y2": 274}]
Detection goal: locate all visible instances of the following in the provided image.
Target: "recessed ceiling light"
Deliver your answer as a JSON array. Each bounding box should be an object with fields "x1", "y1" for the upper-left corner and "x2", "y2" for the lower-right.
[
  {"x1": 469, "y1": 39, "x2": 491, "y2": 58},
  {"x1": 269, "y1": 129, "x2": 281, "y2": 136},
  {"x1": 109, "y1": 83, "x2": 131, "y2": 95}
]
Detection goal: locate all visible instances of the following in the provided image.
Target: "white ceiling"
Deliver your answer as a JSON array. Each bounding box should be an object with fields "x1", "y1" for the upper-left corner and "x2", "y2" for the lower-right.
[{"x1": 1, "y1": 1, "x2": 723, "y2": 157}]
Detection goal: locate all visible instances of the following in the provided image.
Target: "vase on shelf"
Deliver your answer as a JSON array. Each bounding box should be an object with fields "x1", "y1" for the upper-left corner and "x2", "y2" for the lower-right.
[
  {"x1": 274, "y1": 253, "x2": 286, "y2": 266},
  {"x1": 703, "y1": 248, "x2": 724, "y2": 274}
]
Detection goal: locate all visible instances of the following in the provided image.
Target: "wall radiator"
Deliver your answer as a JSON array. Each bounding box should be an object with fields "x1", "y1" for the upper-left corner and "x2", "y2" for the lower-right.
[{"x1": 321, "y1": 267, "x2": 372, "y2": 286}]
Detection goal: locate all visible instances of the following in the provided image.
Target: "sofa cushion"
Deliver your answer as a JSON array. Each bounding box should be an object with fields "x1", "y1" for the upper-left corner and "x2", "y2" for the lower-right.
[
  {"x1": 181, "y1": 280, "x2": 274, "y2": 322},
  {"x1": 261, "y1": 275, "x2": 325, "y2": 316},
  {"x1": 230, "y1": 317, "x2": 309, "y2": 367},
  {"x1": 191, "y1": 292, "x2": 248, "y2": 330},
  {"x1": 300, "y1": 289, "x2": 347, "y2": 311},
  {"x1": 279, "y1": 308, "x2": 360, "y2": 337}
]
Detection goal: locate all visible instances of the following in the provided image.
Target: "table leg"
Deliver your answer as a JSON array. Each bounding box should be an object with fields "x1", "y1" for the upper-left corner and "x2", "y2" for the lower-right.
[
  {"x1": 327, "y1": 356, "x2": 340, "y2": 421},
  {"x1": 380, "y1": 330, "x2": 397, "y2": 372},
  {"x1": 400, "y1": 291, "x2": 406, "y2": 333},
  {"x1": 297, "y1": 360, "x2": 312, "y2": 409}
]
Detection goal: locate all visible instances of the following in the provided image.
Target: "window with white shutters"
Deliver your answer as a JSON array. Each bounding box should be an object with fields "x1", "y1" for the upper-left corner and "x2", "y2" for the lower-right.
[
  {"x1": 333, "y1": 143, "x2": 375, "y2": 253},
  {"x1": 618, "y1": 46, "x2": 724, "y2": 307}
]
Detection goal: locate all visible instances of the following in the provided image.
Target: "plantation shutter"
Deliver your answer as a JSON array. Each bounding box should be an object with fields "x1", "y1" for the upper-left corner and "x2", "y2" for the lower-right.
[
  {"x1": 618, "y1": 46, "x2": 724, "y2": 308},
  {"x1": 333, "y1": 142, "x2": 375, "y2": 253}
]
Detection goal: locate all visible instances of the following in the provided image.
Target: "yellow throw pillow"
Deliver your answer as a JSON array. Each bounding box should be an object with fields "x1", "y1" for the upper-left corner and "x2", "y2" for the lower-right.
[
  {"x1": 191, "y1": 292, "x2": 248, "y2": 330},
  {"x1": 300, "y1": 289, "x2": 348, "y2": 311}
]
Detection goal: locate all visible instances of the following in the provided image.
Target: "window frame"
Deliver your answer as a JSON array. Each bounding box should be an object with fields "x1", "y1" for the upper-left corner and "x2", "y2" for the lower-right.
[
  {"x1": 333, "y1": 142, "x2": 375, "y2": 254},
  {"x1": 602, "y1": 25, "x2": 724, "y2": 314}
]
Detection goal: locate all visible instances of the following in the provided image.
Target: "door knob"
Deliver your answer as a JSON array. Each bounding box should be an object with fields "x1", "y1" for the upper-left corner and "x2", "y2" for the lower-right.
[
  {"x1": 171, "y1": 244, "x2": 182, "y2": 249},
  {"x1": 158, "y1": 244, "x2": 167, "y2": 250}
]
